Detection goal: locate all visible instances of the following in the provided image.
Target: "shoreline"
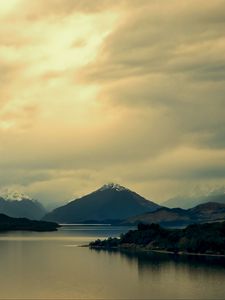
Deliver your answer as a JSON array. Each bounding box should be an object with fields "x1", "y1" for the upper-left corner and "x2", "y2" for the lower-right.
[
  {"x1": 88, "y1": 245, "x2": 225, "y2": 258},
  {"x1": 149, "y1": 249, "x2": 225, "y2": 258}
]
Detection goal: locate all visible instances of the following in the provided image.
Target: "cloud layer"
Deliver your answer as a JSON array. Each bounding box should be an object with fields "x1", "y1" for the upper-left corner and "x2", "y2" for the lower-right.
[{"x1": 0, "y1": 0, "x2": 225, "y2": 205}]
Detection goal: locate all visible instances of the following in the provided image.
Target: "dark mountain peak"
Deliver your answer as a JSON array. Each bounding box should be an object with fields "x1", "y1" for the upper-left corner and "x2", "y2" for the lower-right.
[
  {"x1": 98, "y1": 183, "x2": 127, "y2": 192},
  {"x1": 43, "y1": 184, "x2": 160, "y2": 223}
]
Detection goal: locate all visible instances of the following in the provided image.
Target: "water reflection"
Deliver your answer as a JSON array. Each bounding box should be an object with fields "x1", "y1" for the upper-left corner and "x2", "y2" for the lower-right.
[
  {"x1": 91, "y1": 248, "x2": 225, "y2": 299},
  {"x1": 91, "y1": 248, "x2": 225, "y2": 276},
  {"x1": 0, "y1": 226, "x2": 224, "y2": 299}
]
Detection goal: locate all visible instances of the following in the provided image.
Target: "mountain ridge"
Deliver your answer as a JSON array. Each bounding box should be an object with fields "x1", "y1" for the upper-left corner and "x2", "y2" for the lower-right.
[{"x1": 123, "y1": 201, "x2": 225, "y2": 227}]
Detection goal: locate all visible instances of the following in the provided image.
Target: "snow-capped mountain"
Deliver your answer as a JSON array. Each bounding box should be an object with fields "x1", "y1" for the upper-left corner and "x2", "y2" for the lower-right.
[
  {"x1": 0, "y1": 190, "x2": 46, "y2": 220},
  {"x1": 43, "y1": 183, "x2": 161, "y2": 224}
]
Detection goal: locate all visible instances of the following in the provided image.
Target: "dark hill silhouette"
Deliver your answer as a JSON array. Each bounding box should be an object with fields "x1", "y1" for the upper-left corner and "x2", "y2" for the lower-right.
[
  {"x1": 43, "y1": 183, "x2": 160, "y2": 223},
  {"x1": 0, "y1": 213, "x2": 59, "y2": 232}
]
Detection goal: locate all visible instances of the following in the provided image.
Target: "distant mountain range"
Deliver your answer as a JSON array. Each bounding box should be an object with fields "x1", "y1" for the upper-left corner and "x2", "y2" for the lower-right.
[
  {"x1": 0, "y1": 184, "x2": 224, "y2": 227},
  {"x1": 0, "y1": 191, "x2": 46, "y2": 220},
  {"x1": 123, "y1": 202, "x2": 225, "y2": 227},
  {"x1": 163, "y1": 189, "x2": 225, "y2": 209},
  {"x1": 43, "y1": 183, "x2": 160, "y2": 223}
]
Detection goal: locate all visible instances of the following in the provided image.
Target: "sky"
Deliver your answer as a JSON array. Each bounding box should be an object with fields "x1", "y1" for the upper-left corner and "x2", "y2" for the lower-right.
[{"x1": 0, "y1": 0, "x2": 225, "y2": 206}]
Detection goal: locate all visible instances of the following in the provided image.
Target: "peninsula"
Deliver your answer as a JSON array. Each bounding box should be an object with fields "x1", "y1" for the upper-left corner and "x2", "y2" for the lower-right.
[
  {"x1": 0, "y1": 213, "x2": 60, "y2": 232},
  {"x1": 89, "y1": 221, "x2": 225, "y2": 255}
]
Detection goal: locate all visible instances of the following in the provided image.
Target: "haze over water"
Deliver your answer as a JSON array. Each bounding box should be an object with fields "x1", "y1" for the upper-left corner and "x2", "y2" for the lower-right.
[{"x1": 0, "y1": 225, "x2": 224, "y2": 299}]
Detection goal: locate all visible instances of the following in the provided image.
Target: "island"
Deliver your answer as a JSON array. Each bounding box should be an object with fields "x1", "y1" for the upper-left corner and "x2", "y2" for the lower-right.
[
  {"x1": 89, "y1": 221, "x2": 225, "y2": 256},
  {"x1": 0, "y1": 213, "x2": 60, "y2": 232}
]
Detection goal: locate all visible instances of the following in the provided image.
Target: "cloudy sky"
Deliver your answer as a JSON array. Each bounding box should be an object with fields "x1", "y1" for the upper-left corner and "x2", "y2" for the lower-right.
[{"x1": 0, "y1": 0, "x2": 225, "y2": 206}]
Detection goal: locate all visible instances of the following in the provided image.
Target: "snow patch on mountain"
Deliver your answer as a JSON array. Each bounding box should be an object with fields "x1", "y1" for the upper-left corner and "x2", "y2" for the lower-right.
[
  {"x1": 0, "y1": 189, "x2": 32, "y2": 201},
  {"x1": 99, "y1": 183, "x2": 127, "y2": 192}
]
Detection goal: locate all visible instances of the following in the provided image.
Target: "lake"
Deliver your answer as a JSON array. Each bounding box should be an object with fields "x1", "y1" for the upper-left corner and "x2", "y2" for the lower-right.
[{"x1": 0, "y1": 225, "x2": 224, "y2": 299}]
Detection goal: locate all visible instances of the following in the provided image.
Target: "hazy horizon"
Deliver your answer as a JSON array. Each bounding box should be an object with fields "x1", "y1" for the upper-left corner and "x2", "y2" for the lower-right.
[
  {"x1": 0, "y1": 0, "x2": 225, "y2": 206},
  {"x1": 1, "y1": 182, "x2": 225, "y2": 211}
]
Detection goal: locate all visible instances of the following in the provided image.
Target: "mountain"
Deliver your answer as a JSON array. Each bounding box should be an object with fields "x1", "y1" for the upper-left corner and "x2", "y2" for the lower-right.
[
  {"x1": 0, "y1": 213, "x2": 59, "y2": 232},
  {"x1": 123, "y1": 202, "x2": 225, "y2": 227},
  {"x1": 163, "y1": 189, "x2": 225, "y2": 209},
  {"x1": 0, "y1": 191, "x2": 46, "y2": 220},
  {"x1": 43, "y1": 183, "x2": 161, "y2": 223}
]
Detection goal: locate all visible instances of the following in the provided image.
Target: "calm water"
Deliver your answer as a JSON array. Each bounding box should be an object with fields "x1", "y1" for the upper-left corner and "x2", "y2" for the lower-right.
[{"x1": 0, "y1": 225, "x2": 225, "y2": 299}]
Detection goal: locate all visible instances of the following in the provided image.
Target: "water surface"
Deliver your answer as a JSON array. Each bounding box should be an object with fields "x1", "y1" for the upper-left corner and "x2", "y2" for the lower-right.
[{"x1": 0, "y1": 225, "x2": 224, "y2": 299}]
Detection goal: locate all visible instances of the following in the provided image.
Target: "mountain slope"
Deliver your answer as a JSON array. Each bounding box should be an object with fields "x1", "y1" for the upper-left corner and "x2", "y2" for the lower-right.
[
  {"x1": 123, "y1": 202, "x2": 225, "y2": 227},
  {"x1": 43, "y1": 183, "x2": 160, "y2": 223},
  {"x1": 124, "y1": 207, "x2": 191, "y2": 227},
  {"x1": 0, "y1": 192, "x2": 46, "y2": 220},
  {"x1": 188, "y1": 202, "x2": 225, "y2": 222}
]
